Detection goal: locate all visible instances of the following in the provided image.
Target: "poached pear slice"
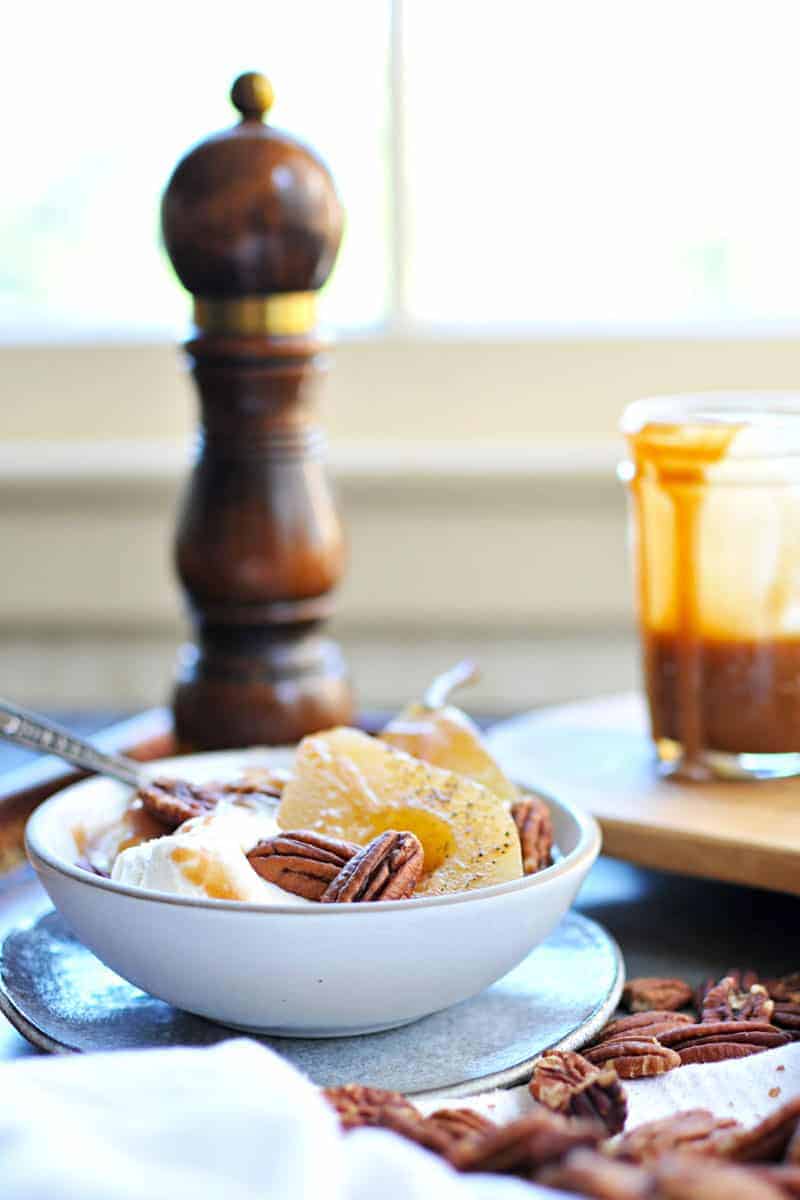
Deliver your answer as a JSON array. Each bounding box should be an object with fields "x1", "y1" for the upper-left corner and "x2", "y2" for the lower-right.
[
  {"x1": 381, "y1": 661, "x2": 519, "y2": 807},
  {"x1": 277, "y1": 727, "x2": 523, "y2": 895}
]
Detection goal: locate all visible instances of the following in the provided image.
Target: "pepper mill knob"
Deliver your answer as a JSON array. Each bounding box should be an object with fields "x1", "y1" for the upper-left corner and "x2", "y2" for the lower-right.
[
  {"x1": 161, "y1": 73, "x2": 353, "y2": 750},
  {"x1": 162, "y1": 73, "x2": 343, "y2": 305},
  {"x1": 230, "y1": 70, "x2": 274, "y2": 120}
]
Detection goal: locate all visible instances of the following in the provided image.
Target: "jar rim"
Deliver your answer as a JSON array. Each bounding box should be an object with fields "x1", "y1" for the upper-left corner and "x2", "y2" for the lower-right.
[{"x1": 621, "y1": 391, "x2": 800, "y2": 435}]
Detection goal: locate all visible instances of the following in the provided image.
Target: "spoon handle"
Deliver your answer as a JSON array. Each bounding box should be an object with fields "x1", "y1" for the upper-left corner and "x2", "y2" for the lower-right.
[{"x1": 0, "y1": 700, "x2": 142, "y2": 788}]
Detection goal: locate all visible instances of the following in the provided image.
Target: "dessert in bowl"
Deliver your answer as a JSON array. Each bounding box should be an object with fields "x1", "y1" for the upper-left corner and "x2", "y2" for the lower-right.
[{"x1": 25, "y1": 668, "x2": 601, "y2": 1036}]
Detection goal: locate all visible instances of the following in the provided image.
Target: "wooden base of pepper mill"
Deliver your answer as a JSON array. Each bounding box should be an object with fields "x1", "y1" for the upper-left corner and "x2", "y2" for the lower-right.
[
  {"x1": 161, "y1": 73, "x2": 354, "y2": 749},
  {"x1": 174, "y1": 633, "x2": 351, "y2": 751}
]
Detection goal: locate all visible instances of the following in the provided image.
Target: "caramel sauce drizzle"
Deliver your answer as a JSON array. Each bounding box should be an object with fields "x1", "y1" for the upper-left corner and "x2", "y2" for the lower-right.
[
  {"x1": 628, "y1": 422, "x2": 740, "y2": 770},
  {"x1": 171, "y1": 846, "x2": 242, "y2": 900}
]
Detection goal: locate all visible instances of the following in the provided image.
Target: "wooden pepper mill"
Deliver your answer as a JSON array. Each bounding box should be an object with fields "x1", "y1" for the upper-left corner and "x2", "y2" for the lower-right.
[{"x1": 161, "y1": 71, "x2": 353, "y2": 749}]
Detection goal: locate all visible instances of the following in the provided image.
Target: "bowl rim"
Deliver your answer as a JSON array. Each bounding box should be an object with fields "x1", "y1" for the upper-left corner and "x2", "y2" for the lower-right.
[{"x1": 25, "y1": 746, "x2": 602, "y2": 916}]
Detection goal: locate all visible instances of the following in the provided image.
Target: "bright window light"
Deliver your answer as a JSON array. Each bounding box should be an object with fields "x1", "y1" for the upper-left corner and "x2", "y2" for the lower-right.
[
  {"x1": 0, "y1": 1, "x2": 391, "y2": 341},
  {"x1": 403, "y1": 0, "x2": 800, "y2": 332},
  {"x1": 4, "y1": 1, "x2": 800, "y2": 340}
]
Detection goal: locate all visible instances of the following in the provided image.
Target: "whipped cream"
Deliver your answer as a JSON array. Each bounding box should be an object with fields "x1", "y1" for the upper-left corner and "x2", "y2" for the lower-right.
[{"x1": 111, "y1": 800, "x2": 311, "y2": 905}]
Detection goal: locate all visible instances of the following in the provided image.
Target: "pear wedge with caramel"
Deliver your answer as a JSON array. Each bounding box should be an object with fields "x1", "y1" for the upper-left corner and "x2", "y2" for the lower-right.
[
  {"x1": 380, "y1": 661, "x2": 519, "y2": 806},
  {"x1": 277, "y1": 726, "x2": 523, "y2": 895}
]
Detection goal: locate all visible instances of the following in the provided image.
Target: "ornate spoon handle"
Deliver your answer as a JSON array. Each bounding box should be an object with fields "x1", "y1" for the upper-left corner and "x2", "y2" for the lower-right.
[{"x1": 0, "y1": 700, "x2": 142, "y2": 788}]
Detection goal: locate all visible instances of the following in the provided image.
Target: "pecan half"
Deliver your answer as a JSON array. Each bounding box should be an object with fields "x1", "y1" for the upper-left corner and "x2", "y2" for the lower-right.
[
  {"x1": 537, "y1": 1149, "x2": 655, "y2": 1200},
  {"x1": 376, "y1": 1108, "x2": 495, "y2": 1163},
  {"x1": 659, "y1": 1021, "x2": 787, "y2": 1049},
  {"x1": 782, "y1": 1120, "x2": 800, "y2": 1165},
  {"x1": 718, "y1": 1099, "x2": 800, "y2": 1164},
  {"x1": 654, "y1": 1154, "x2": 787, "y2": 1200},
  {"x1": 678, "y1": 1044, "x2": 765, "y2": 1066},
  {"x1": 590, "y1": 1012, "x2": 693, "y2": 1045},
  {"x1": 622, "y1": 978, "x2": 693, "y2": 1013},
  {"x1": 657, "y1": 1019, "x2": 789, "y2": 1065},
  {"x1": 137, "y1": 777, "x2": 222, "y2": 828},
  {"x1": 422, "y1": 1104, "x2": 496, "y2": 1152},
  {"x1": 697, "y1": 970, "x2": 761, "y2": 1013},
  {"x1": 654, "y1": 1021, "x2": 789, "y2": 1069},
  {"x1": 511, "y1": 793, "x2": 553, "y2": 874},
  {"x1": 321, "y1": 830, "x2": 424, "y2": 902},
  {"x1": 530, "y1": 1050, "x2": 627, "y2": 1135},
  {"x1": 702, "y1": 975, "x2": 775, "y2": 1024},
  {"x1": 322, "y1": 1084, "x2": 420, "y2": 1131},
  {"x1": 425, "y1": 1108, "x2": 495, "y2": 1143},
  {"x1": 583, "y1": 1038, "x2": 681, "y2": 1079},
  {"x1": 773, "y1": 1004, "x2": 800, "y2": 1033},
  {"x1": 613, "y1": 1110, "x2": 741, "y2": 1164},
  {"x1": 378, "y1": 1110, "x2": 460, "y2": 1159},
  {"x1": 453, "y1": 1107, "x2": 604, "y2": 1176},
  {"x1": 247, "y1": 831, "x2": 360, "y2": 900},
  {"x1": 765, "y1": 973, "x2": 800, "y2": 1006}
]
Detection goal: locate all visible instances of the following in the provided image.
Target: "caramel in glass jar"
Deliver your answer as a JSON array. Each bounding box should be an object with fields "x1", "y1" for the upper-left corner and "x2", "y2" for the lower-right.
[{"x1": 623, "y1": 404, "x2": 800, "y2": 778}]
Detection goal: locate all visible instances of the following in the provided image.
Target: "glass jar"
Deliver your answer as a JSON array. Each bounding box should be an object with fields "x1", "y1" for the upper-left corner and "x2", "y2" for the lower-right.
[{"x1": 619, "y1": 393, "x2": 800, "y2": 780}]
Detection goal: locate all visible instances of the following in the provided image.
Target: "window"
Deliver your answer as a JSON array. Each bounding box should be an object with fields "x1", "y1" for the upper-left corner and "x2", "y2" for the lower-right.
[
  {"x1": 402, "y1": 0, "x2": 800, "y2": 331},
  {"x1": 1, "y1": 1, "x2": 391, "y2": 339},
  {"x1": 5, "y1": 0, "x2": 800, "y2": 341}
]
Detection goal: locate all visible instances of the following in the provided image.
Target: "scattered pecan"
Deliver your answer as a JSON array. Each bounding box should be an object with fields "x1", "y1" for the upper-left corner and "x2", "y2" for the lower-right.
[
  {"x1": 678, "y1": 1044, "x2": 765, "y2": 1066},
  {"x1": 613, "y1": 1110, "x2": 742, "y2": 1164},
  {"x1": 589, "y1": 1012, "x2": 693, "y2": 1045},
  {"x1": 697, "y1": 970, "x2": 761, "y2": 1013},
  {"x1": 654, "y1": 1154, "x2": 788, "y2": 1200},
  {"x1": 696, "y1": 977, "x2": 714, "y2": 1014},
  {"x1": 725, "y1": 969, "x2": 762, "y2": 991},
  {"x1": 718, "y1": 1099, "x2": 800, "y2": 1164},
  {"x1": 656, "y1": 1019, "x2": 788, "y2": 1065},
  {"x1": 764, "y1": 974, "x2": 800, "y2": 1006},
  {"x1": 376, "y1": 1108, "x2": 495, "y2": 1162},
  {"x1": 702, "y1": 975, "x2": 775, "y2": 1024},
  {"x1": 321, "y1": 1084, "x2": 420, "y2": 1131},
  {"x1": 378, "y1": 1110, "x2": 460, "y2": 1159},
  {"x1": 247, "y1": 831, "x2": 360, "y2": 900},
  {"x1": 659, "y1": 1022, "x2": 787, "y2": 1049},
  {"x1": 530, "y1": 1050, "x2": 627, "y2": 1135},
  {"x1": 321, "y1": 830, "x2": 424, "y2": 902},
  {"x1": 511, "y1": 793, "x2": 553, "y2": 874},
  {"x1": 425, "y1": 1107, "x2": 495, "y2": 1143},
  {"x1": 537, "y1": 1148, "x2": 655, "y2": 1200},
  {"x1": 783, "y1": 1120, "x2": 800, "y2": 1165},
  {"x1": 453, "y1": 1107, "x2": 604, "y2": 1176},
  {"x1": 622, "y1": 978, "x2": 693, "y2": 1014},
  {"x1": 772, "y1": 1005, "x2": 800, "y2": 1033},
  {"x1": 583, "y1": 1038, "x2": 681, "y2": 1079}
]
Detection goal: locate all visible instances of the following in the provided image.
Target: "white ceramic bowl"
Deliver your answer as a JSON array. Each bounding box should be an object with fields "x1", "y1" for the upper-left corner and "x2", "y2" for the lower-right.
[{"x1": 26, "y1": 747, "x2": 601, "y2": 1037}]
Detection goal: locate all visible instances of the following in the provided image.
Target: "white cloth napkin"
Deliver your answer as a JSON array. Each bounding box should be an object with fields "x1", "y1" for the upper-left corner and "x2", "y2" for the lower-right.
[
  {"x1": 3, "y1": 1039, "x2": 800, "y2": 1200},
  {"x1": 0, "y1": 1040, "x2": 540, "y2": 1200}
]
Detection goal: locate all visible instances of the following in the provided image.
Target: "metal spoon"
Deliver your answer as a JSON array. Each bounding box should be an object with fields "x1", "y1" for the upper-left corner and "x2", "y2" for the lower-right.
[{"x1": 0, "y1": 700, "x2": 142, "y2": 788}]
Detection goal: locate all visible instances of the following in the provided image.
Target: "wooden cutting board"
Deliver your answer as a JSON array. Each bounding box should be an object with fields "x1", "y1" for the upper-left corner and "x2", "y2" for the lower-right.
[{"x1": 488, "y1": 692, "x2": 800, "y2": 896}]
